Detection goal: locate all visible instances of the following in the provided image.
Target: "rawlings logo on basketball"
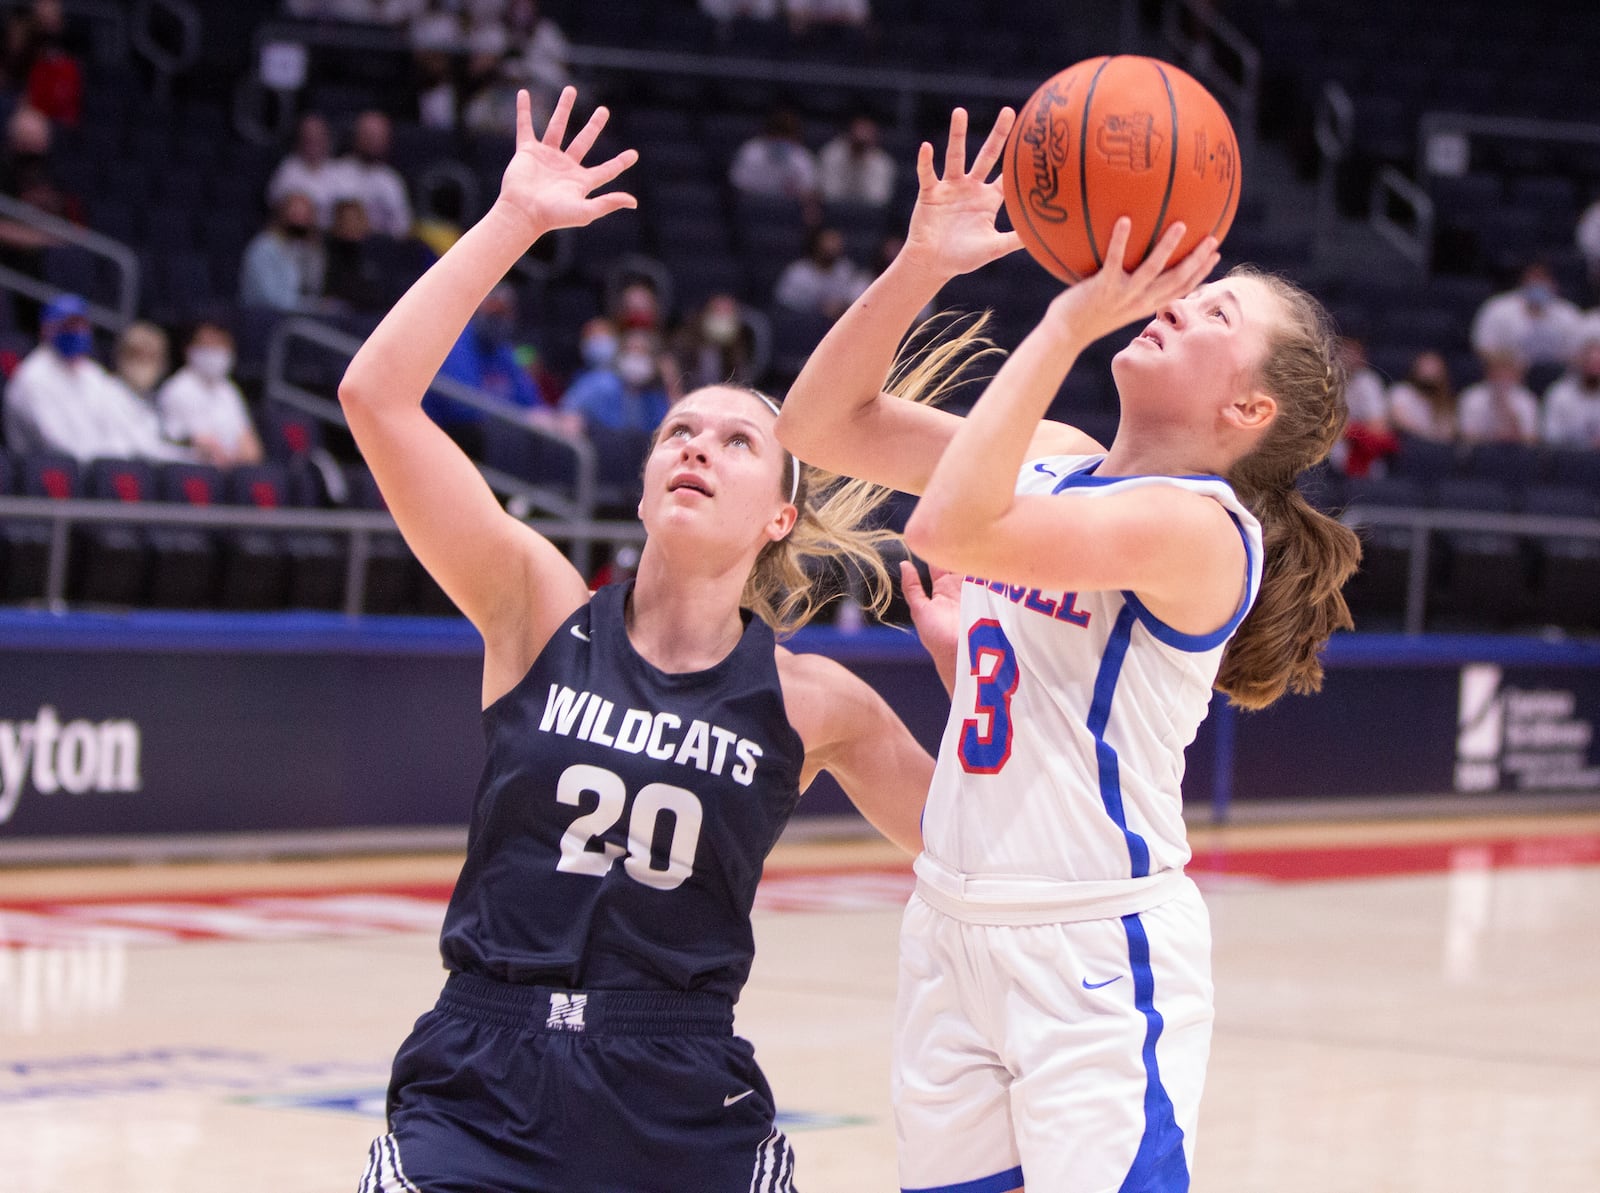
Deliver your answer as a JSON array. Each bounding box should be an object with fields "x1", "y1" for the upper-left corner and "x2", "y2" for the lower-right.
[
  {"x1": 1095, "y1": 113, "x2": 1160, "y2": 171},
  {"x1": 1022, "y1": 81, "x2": 1072, "y2": 223}
]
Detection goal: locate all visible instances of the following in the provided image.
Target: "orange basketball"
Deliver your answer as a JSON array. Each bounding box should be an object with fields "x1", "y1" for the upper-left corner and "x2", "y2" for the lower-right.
[{"x1": 1002, "y1": 55, "x2": 1241, "y2": 283}]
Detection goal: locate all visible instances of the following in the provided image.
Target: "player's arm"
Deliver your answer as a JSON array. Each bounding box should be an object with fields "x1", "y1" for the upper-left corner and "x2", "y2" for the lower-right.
[
  {"x1": 777, "y1": 107, "x2": 1099, "y2": 494},
  {"x1": 338, "y1": 89, "x2": 636, "y2": 694},
  {"x1": 907, "y1": 219, "x2": 1242, "y2": 633},
  {"x1": 779, "y1": 650, "x2": 933, "y2": 855}
]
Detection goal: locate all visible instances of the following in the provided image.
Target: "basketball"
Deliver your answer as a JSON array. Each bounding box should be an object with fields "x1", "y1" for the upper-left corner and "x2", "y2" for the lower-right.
[{"x1": 1002, "y1": 55, "x2": 1241, "y2": 283}]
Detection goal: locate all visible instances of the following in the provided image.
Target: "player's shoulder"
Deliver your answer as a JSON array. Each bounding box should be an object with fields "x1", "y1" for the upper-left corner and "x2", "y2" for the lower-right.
[
  {"x1": 775, "y1": 647, "x2": 872, "y2": 730},
  {"x1": 1027, "y1": 419, "x2": 1106, "y2": 459}
]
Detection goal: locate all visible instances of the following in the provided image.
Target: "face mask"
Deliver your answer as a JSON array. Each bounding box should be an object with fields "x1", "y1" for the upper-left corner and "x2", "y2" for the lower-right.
[
  {"x1": 582, "y1": 334, "x2": 618, "y2": 368},
  {"x1": 702, "y1": 312, "x2": 740, "y2": 345},
  {"x1": 282, "y1": 222, "x2": 314, "y2": 240},
  {"x1": 1522, "y1": 282, "x2": 1554, "y2": 306},
  {"x1": 120, "y1": 360, "x2": 162, "y2": 392},
  {"x1": 188, "y1": 345, "x2": 234, "y2": 382},
  {"x1": 51, "y1": 327, "x2": 92, "y2": 360},
  {"x1": 616, "y1": 351, "x2": 655, "y2": 387}
]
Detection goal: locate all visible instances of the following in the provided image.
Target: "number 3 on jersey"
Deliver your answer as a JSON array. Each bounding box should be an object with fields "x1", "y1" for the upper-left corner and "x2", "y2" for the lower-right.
[{"x1": 959, "y1": 619, "x2": 1018, "y2": 774}]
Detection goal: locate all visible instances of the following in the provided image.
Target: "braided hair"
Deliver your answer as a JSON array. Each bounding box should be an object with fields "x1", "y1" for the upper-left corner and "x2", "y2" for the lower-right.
[{"x1": 1216, "y1": 266, "x2": 1362, "y2": 710}]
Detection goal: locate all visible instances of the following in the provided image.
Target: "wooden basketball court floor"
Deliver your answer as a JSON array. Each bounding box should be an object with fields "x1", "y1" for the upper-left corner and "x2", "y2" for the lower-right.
[{"x1": 4, "y1": 808, "x2": 1600, "y2": 1193}]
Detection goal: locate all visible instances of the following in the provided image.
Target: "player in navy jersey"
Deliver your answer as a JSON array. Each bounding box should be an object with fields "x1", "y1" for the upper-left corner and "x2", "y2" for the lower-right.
[
  {"x1": 340, "y1": 89, "x2": 942, "y2": 1193},
  {"x1": 778, "y1": 109, "x2": 1361, "y2": 1192}
]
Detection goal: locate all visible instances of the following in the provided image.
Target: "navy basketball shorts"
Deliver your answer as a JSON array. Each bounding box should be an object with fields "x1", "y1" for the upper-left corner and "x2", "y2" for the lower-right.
[{"x1": 358, "y1": 972, "x2": 798, "y2": 1193}]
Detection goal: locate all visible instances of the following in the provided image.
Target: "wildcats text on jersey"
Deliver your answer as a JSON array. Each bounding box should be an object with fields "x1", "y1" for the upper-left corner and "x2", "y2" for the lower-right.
[
  {"x1": 965, "y1": 577, "x2": 1092, "y2": 628},
  {"x1": 538, "y1": 685, "x2": 763, "y2": 785}
]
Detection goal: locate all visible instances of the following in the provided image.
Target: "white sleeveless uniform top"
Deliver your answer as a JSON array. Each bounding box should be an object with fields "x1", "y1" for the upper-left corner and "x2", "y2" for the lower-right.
[{"x1": 916, "y1": 454, "x2": 1263, "y2": 915}]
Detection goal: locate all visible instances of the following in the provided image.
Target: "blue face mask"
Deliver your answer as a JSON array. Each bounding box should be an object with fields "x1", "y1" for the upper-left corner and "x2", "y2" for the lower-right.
[
  {"x1": 582, "y1": 334, "x2": 618, "y2": 369},
  {"x1": 51, "y1": 327, "x2": 92, "y2": 360},
  {"x1": 1522, "y1": 282, "x2": 1555, "y2": 306}
]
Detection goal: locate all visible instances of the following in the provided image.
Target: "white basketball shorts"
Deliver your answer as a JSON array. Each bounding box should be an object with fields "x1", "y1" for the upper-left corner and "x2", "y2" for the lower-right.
[{"x1": 893, "y1": 868, "x2": 1214, "y2": 1193}]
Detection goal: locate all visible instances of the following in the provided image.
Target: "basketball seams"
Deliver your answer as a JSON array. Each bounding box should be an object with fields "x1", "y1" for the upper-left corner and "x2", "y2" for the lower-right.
[
  {"x1": 1210, "y1": 128, "x2": 1240, "y2": 240},
  {"x1": 1078, "y1": 57, "x2": 1113, "y2": 272},
  {"x1": 1142, "y1": 61, "x2": 1180, "y2": 265},
  {"x1": 1007, "y1": 104, "x2": 1082, "y2": 285}
]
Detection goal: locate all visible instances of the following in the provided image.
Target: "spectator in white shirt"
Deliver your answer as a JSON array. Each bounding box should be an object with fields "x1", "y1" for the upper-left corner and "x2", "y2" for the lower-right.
[
  {"x1": 156, "y1": 322, "x2": 264, "y2": 468},
  {"x1": 729, "y1": 108, "x2": 819, "y2": 213},
  {"x1": 1542, "y1": 335, "x2": 1600, "y2": 450},
  {"x1": 1577, "y1": 195, "x2": 1600, "y2": 298},
  {"x1": 818, "y1": 114, "x2": 895, "y2": 208},
  {"x1": 334, "y1": 110, "x2": 413, "y2": 238},
  {"x1": 1470, "y1": 262, "x2": 1585, "y2": 368},
  {"x1": 2, "y1": 295, "x2": 181, "y2": 464},
  {"x1": 105, "y1": 320, "x2": 191, "y2": 462},
  {"x1": 1457, "y1": 350, "x2": 1540, "y2": 446},
  {"x1": 1387, "y1": 350, "x2": 1459, "y2": 443},
  {"x1": 774, "y1": 225, "x2": 868, "y2": 319},
  {"x1": 267, "y1": 113, "x2": 344, "y2": 229}
]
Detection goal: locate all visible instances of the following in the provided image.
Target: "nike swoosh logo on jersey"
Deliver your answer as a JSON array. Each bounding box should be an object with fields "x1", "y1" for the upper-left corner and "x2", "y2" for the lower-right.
[
  {"x1": 1032, "y1": 462, "x2": 1061, "y2": 478},
  {"x1": 1082, "y1": 976, "x2": 1122, "y2": 990},
  {"x1": 724, "y1": 1090, "x2": 755, "y2": 1107},
  {"x1": 570, "y1": 625, "x2": 590, "y2": 642}
]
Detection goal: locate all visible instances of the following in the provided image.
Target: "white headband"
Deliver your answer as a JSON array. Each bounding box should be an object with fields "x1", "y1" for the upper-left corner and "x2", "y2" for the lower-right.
[{"x1": 753, "y1": 392, "x2": 800, "y2": 506}]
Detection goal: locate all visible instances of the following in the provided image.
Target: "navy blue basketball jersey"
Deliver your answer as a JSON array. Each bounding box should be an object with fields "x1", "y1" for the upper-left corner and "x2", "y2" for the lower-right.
[{"x1": 438, "y1": 581, "x2": 806, "y2": 1001}]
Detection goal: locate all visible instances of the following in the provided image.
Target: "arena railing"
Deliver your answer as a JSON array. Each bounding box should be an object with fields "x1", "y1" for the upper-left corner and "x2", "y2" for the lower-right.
[
  {"x1": 1154, "y1": 0, "x2": 1261, "y2": 149},
  {"x1": 241, "y1": 20, "x2": 1046, "y2": 134},
  {"x1": 0, "y1": 193, "x2": 141, "y2": 334},
  {"x1": 1416, "y1": 111, "x2": 1600, "y2": 183},
  {"x1": 1370, "y1": 165, "x2": 1435, "y2": 271},
  {"x1": 0, "y1": 493, "x2": 646, "y2": 616},
  {"x1": 1338, "y1": 501, "x2": 1600, "y2": 636}
]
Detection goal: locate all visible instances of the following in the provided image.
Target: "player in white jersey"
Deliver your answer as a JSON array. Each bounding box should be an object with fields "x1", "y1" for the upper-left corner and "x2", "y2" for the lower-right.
[{"x1": 778, "y1": 107, "x2": 1361, "y2": 1193}]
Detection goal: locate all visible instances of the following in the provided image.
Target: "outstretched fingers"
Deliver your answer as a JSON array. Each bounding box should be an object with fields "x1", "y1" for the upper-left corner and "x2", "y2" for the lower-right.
[
  {"x1": 943, "y1": 107, "x2": 969, "y2": 180},
  {"x1": 587, "y1": 147, "x2": 639, "y2": 194},
  {"x1": 564, "y1": 102, "x2": 611, "y2": 163},
  {"x1": 915, "y1": 140, "x2": 938, "y2": 191},
  {"x1": 969, "y1": 107, "x2": 1015, "y2": 180},
  {"x1": 541, "y1": 85, "x2": 577, "y2": 148}
]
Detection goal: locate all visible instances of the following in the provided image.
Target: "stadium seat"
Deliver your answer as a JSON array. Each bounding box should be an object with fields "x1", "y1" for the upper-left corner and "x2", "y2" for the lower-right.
[
  {"x1": 147, "y1": 462, "x2": 223, "y2": 609},
  {"x1": 1431, "y1": 476, "x2": 1527, "y2": 629},
  {"x1": 344, "y1": 465, "x2": 417, "y2": 615},
  {"x1": 1523, "y1": 485, "x2": 1600, "y2": 633},
  {"x1": 1342, "y1": 475, "x2": 1430, "y2": 630},
  {"x1": 76, "y1": 457, "x2": 156, "y2": 607}
]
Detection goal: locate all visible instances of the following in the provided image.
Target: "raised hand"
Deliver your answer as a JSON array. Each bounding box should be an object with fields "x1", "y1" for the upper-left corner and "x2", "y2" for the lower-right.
[
  {"x1": 900, "y1": 107, "x2": 1024, "y2": 280},
  {"x1": 1048, "y1": 217, "x2": 1220, "y2": 346},
  {"x1": 495, "y1": 87, "x2": 638, "y2": 244}
]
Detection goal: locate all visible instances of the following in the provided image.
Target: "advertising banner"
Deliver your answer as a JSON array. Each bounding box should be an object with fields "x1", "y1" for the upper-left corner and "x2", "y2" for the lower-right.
[{"x1": 2, "y1": 615, "x2": 1597, "y2": 855}]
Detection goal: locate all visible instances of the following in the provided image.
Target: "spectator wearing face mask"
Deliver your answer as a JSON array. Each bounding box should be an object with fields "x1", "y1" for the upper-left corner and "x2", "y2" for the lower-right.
[
  {"x1": 2, "y1": 294, "x2": 167, "y2": 463},
  {"x1": 103, "y1": 320, "x2": 190, "y2": 462},
  {"x1": 610, "y1": 277, "x2": 664, "y2": 334},
  {"x1": 774, "y1": 225, "x2": 869, "y2": 319},
  {"x1": 156, "y1": 322, "x2": 264, "y2": 468},
  {"x1": 1457, "y1": 349, "x2": 1540, "y2": 447},
  {"x1": 817, "y1": 114, "x2": 895, "y2": 208},
  {"x1": 323, "y1": 197, "x2": 388, "y2": 314},
  {"x1": 1470, "y1": 262, "x2": 1584, "y2": 369},
  {"x1": 240, "y1": 192, "x2": 327, "y2": 312},
  {"x1": 1387, "y1": 351, "x2": 1459, "y2": 444},
  {"x1": 427, "y1": 283, "x2": 546, "y2": 456},
  {"x1": 558, "y1": 327, "x2": 674, "y2": 434},
  {"x1": 672, "y1": 292, "x2": 758, "y2": 390},
  {"x1": 1542, "y1": 336, "x2": 1600, "y2": 450}
]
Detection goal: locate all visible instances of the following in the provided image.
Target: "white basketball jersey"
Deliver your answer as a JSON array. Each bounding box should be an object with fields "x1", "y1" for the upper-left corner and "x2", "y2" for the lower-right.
[{"x1": 921, "y1": 454, "x2": 1263, "y2": 884}]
